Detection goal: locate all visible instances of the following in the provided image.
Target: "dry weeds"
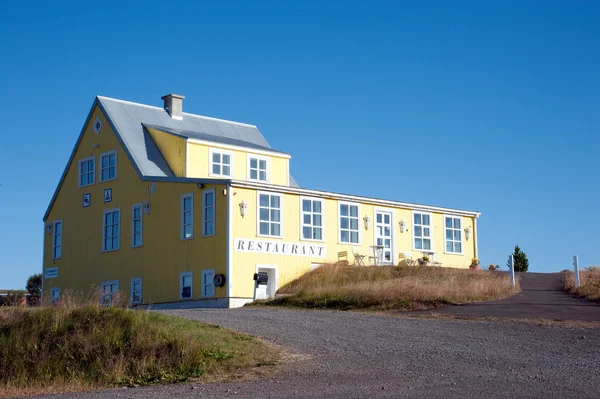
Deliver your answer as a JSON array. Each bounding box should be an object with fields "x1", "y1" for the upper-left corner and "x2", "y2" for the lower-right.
[
  {"x1": 262, "y1": 264, "x2": 519, "y2": 310},
  {"x1": 563, "y1": 267, "x2": 600, "y2": 302}
]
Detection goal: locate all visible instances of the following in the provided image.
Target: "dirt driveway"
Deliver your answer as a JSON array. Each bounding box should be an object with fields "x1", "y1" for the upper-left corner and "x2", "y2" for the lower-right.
[{"x1": 415, "y1": 272, "x2": 600, "y2": 321}]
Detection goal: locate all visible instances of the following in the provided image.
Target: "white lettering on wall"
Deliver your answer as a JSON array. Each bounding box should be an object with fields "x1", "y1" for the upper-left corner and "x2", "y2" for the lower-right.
[{"x1": 235, "y1": 238, "x2": 326, "y2": 258}]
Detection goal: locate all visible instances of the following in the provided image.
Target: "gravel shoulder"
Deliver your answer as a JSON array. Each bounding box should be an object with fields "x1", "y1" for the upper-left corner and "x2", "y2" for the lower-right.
[{"x1": 30, "y1": 307, "x2": 600, "y2": 399}]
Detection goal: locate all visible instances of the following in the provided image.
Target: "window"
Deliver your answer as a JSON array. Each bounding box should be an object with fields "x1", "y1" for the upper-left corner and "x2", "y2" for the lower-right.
[
  {"x1": 132, "y1": 204, "x2": 143, "y2": 247},
  {"x1": 181, "y1": 193, "x2": 194, "y2": 239},
  {"x1": 78, "y1": 157, "x2": 95, "y2": 187},
  {"x1": 100, "y1": 150, "x2": 117, "y2": 182},
  {"x1": 209, "y1": 149, "x2": 232, "y2": 177},
  {"x1": 445, "y1": 216, "x2": 462, "y2": 254},
  {"x1": 202, "y1": 189, "x2": 215, "y2": 236},
  {"x1": 248, "y1": 156, "x2": 268, "y2": 182},
  {"x1": 103, "y1": 209, "x2": 120, "y2": 252},
  {"x1": 202, "y1": 269, "x2": 215, "y2": 297},
  {"x1": 300, "y1": 197, "x2": 323, "y2": 241},
  {"x1": 339, "y1": 202, "x2": 359, "y2": 244},
  {"x1": 180, "y1": 272, "x2": 193, "y2": 299},
  {"x1": 258, "y1": 192, "x2": 282, "y2": 237},
  {"x1": 50, "y1": 287, "x2": 60, "y2": 304},
  {"x1": 52, "y1": 220, "x2": 62, "y2": 260},
  {"x1": 101, "y1": 280, "x2": 119, "y2": 305},
  {"x1": 130, "y1": 277, "x2": 142, "y2": 305},
  {"x1": 413, "y1": 212, "x2": 432, "y2": 250}
]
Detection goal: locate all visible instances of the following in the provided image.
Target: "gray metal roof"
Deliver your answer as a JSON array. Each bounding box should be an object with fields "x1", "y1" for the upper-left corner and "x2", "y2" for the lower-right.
[{"x1": 143, "y1": 124, "x2": 291, "y2": 156}]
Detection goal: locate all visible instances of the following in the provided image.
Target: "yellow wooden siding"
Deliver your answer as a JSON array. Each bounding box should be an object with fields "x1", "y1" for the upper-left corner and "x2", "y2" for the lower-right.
[
  {"x1": 230, "y1": 187, "x2": 476, "y2": 298},
  {"x1": 146, "y1": 127, "x2": 186, "y2": 177},
  {"x1": 186, "y1": 141, "x2": 289, "y2": 185},
  {"x1": 43, "y1": 105, "x2": 228, "y2": 304}
]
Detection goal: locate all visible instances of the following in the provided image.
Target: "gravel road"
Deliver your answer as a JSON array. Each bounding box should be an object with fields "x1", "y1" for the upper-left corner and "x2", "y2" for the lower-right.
[{"x1": 32, "y1": 307, "x2": 600, "y2": 399}]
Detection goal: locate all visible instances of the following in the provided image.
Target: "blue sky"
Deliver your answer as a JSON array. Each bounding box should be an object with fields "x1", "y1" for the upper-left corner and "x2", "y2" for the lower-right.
[{"x1": 0, "y1": 1, "x2": 598, "y2": 289}]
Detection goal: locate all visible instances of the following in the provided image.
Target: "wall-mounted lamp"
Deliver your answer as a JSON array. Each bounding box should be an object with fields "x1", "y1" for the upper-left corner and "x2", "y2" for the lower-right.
[
  {"x1": 239, "y1": 200, "x2": 248, "y2": 217},
  {"x1": 399, "y1": 219, "x2": 407, "y2": 233},
  {"x1": 465, "y1": 226, "x2": 472, "y2": 240},
  {"x1": 45, "y1": 224, "x2": 53, "y2": 235},
  {"x1": 144, "y1": 201, "x2": 151, "y2": 216},
  {"x1": 363, "y1": 216, "x2": 371, "y2": 230}
]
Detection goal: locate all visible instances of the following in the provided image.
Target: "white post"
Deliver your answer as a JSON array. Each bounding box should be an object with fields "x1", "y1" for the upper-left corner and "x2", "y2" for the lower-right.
[
  {"x1": 508, "y1": 255, "x2": 515, "y2": 287},
  {"x1": 573, "y1": 256, "x2": 580, "y2": 288}
]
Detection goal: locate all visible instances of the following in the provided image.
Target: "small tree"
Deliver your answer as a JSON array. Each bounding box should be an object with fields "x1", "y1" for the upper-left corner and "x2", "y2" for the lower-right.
[
  {"x1": 26, "y1": 273, "x2": 42, "y2": 306},
  {"x1": 508, "y1": 245, "x2": 529, "y2": 272}
]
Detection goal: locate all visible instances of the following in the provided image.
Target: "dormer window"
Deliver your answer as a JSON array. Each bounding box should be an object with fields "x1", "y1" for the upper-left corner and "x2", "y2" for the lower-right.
[
  {"x1": 248, "y1": 155, "x2": 269, "y2": 182},
  {"x1": 209, "y1": 149, "x2": 232, "y2": 177}
]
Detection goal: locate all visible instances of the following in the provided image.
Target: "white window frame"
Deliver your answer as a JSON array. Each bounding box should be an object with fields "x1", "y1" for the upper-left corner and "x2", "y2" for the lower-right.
[
  {"x1": 256, "y1": 191, "x2": 283, "y2": 238},
  {"x1": 300, "y1": 196, "x2": 324, "y2": 242},
  {"x1": 132, "y1": 203, "x2": 143, "y2": 248},
  {"x1": 102, "y1": 208, "x2": 121, "y2": 252},
  {"x1": 444, "y1": 215, "x2": 463, "y2": 255},
  {"x1": 101, "y1": 280, "x2": 119, "y2": 305},
  {"x1": 338, "y1": 201, "x2": 361, "y2": 245},
  {"x1": 412, "y1": 211, "x2": 433, "y2": 252},
  {"x1": 180, "y1": 271, "x2": 193, "y2": 300},
  {"x1": 99, "y1": 150, "x2": 117, "y2": 183},
  {"x1": 202, "y1": 189, "x2": 215, "y2": 237},
  {"x1": 130, "y1": 277, "x2": 142, "y2": 305},
  {"x1": 78, "y1": 156, "x2": 95, "y2": 188},
  {"x1": 247, "y1": 154, "x2": 270, "y2": 182},
  {"x1": 52, "y1": 220, "x2": 62, "y2": 260},
  {"x1": 181, "y1": 193, "x2": 194, "y2": 240},
  {"x1": 202, "y1": 269, "x2": 215, "y2": 298},
  {"x1": 50, "y1": 287, "x2": 60, "y2": 304},
  {"x1": 209, "y1": 148, "x2": 233, "y2": 177}
]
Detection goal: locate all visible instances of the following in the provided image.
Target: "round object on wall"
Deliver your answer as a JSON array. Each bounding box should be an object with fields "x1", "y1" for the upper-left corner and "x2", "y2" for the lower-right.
[{"x1": 213, "y1": 274, "x2": 226, "y2": 287}]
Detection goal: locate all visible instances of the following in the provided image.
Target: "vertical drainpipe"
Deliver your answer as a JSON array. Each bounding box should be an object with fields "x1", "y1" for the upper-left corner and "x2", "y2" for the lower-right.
[
  {"x1": 226, "y1": 183, "x2": 233, "y2": 307},
  {"x1": 40, "y1": 222, "x2": 46, "y2": 306},
  {"x1": 473, "y1": 217, "x2": 479, "y2": 259}
]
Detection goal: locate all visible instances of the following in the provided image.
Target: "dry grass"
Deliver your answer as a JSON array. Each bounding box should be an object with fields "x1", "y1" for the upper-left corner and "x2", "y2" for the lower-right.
[
  {"x1": 563, "y1": 267, "x2": 600, "y2": 302},
  {"x1": 259, "y1": 264, "x2": 520, "y2": 310},
  {"x1": 0, "y1": 292, "x2": 280, "y2": 398}
]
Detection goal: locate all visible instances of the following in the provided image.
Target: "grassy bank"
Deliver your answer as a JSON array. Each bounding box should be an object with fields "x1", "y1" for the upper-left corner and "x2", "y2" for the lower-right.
[
  {"x1": 563, "y1": 267, "x2": 600, "y2": 302},
  {"x1": 0, "y1": 300, "x2": 279, "y2": 397},
  {"x1": 259, "y1": 264, "x2": 519, "y2": 310}
]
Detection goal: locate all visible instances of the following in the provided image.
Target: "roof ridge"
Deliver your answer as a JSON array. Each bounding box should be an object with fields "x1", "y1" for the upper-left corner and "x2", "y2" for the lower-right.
[{"x1": 96, "y1": 96, "x2": 258, "y2": 128}]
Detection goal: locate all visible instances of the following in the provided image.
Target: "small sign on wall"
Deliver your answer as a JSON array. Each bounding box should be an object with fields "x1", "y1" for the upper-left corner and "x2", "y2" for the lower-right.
[
  {"x1": 104, "y1": 188, "x2": 112, "y2": 203},
  {"x1": 44, "y1": 267, "x2": 58, "y2": 279},
  {"x1": 82, "y1": 193, "x2": 91, "y2": 208}
]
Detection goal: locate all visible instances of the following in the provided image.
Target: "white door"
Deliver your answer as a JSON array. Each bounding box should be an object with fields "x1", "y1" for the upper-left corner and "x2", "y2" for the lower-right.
[
  {"x1": 375, "y1": 211, "x2": 393, "y2": 264},
  {"x1": 255, "y1": 267, "x2": 276, "y2": 300}
]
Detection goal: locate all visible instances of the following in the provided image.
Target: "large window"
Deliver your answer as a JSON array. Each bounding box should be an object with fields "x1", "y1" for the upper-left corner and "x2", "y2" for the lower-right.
[
  {"x1": 181, "y1": 193, "x2": 194, "y2": 240},
  {"x1": 52, "y1": 220, "x2": 62, "y2": 260},
  {"x1": 180, "y1": 272, "x2": 193, "y2": 299},
  {"x1": 101, "y1": 280, "x2": 119, "y2": 305},
  {"x1": 78, "y1": 156, "x2": 95, "y2": 187},
  {"x1": 339, "y1": 202, "x2": 359, "y2": 244},
  {"x1": 413, "y1": 212, "x2": 432, "y2": 251},
  {"x1": 258, "y1": 192, "x2": 282, "y2": 237},
  {"x1": 100, "y1": 150, "x2": 117, "y2": 182},
  {"x1": 210, "y1": 149, "x2": 232, "y2": 177},
  {"x1": 202, "y1": 269, "x2": 215, "y2": 298},
  {"x1": 132, "y1": 204, "x2": 143, "y2": 247},
  {"x1": 445, "y1": 216, "x2": 462, "y2": 254},
  {"x1": 202, "y1": 189, "x2": 215, "y2": 236},
  {"x1": 248, "y1": 156, "x2": 268, "y2": 182},
  {"x1": 103, "y1": 209, "x2": 120, "y2": 252},
  {"x1": 301, "y1": 197, "x2": 323, "y2": 241},
  {"x1": 130, "y1": 277, "x2": 142, "y2": 305}
]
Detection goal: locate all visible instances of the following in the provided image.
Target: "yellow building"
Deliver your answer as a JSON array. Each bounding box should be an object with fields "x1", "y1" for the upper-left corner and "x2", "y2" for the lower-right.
[{"x1": 42, "y1": 94, "x2": 481, "y2": 308}]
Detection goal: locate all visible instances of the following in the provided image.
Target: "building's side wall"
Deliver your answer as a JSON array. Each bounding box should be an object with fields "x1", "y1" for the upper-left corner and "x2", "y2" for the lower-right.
[
  {"x1": 186, "y1": 141, "x2": 289, "y2": 185},
  {"x1": 146, "y1": 127, "x2": 186, "y2": 177},
  {"x1": 230, "y1": 186, "x2": 476, "y2": 299},
  {"x1": 43, "y1": 105, "x2": 227, "y2": 305}
]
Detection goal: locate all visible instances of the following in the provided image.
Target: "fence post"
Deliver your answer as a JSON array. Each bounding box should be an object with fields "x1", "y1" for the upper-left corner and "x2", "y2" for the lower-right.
[
  {"x1": 573, "y1": 256, "x2": 580, "y2": 288},
  {"x1": 508, "y1": 255, "x2": 515, "y2": 287}
]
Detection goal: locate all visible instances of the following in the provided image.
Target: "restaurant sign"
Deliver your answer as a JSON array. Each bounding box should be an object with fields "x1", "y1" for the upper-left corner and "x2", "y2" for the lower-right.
[{"x1": 234, "y1": 238, "x2": 326, "y2": 258}]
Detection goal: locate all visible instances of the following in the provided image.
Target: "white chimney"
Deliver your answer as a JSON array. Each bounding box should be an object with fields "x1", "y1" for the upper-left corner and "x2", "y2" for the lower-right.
[{"x1": 161, "y1": 94, "x2": 185, "y2": 120}]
